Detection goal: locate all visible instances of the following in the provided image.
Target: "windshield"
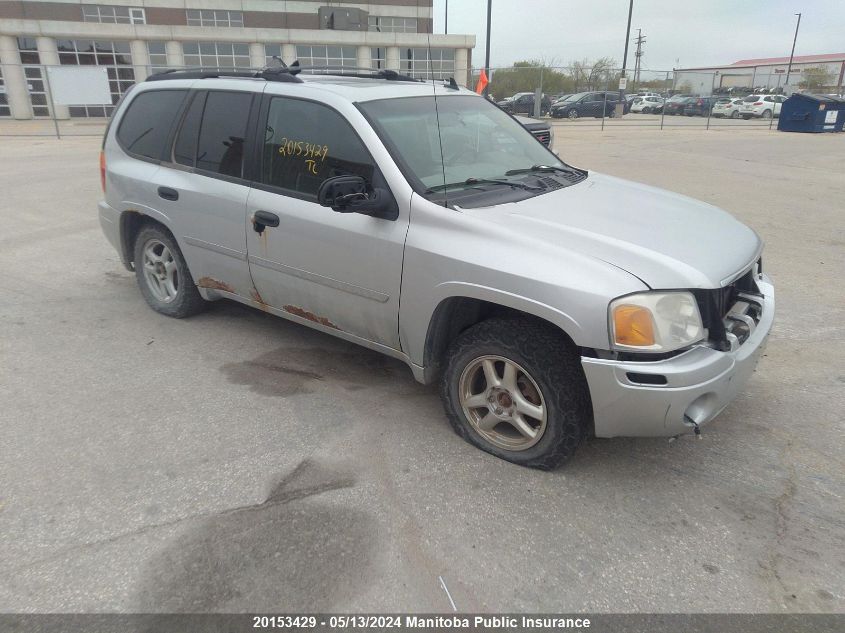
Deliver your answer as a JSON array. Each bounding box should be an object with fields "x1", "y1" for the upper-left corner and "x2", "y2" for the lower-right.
[
  {"x1": 564, "y1": 92, "x2": 586, "y2": 103},
  {"x1": 359, "y1": 95, "x2": 566, "y2": 194}
]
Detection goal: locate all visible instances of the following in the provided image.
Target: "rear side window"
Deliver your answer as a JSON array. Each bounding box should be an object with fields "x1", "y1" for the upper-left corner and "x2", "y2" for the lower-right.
[
  {"x1": 173, "y1": 91, "x2": 206, "y2": 167},
  {"x1": 193, "y1": 91, "x2": 253, "y2": 178},
  {"x1": 116, "y1": 90, "x2": 187, "y2": 160},
  {"x1": 260, "y1": 97, "x2": 375, "y2": 200}
]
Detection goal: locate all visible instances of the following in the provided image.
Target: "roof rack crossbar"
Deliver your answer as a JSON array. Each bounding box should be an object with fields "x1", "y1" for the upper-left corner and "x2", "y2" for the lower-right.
[{"x1": 145, "y1": 60, "x2": 423, "y2": 84}]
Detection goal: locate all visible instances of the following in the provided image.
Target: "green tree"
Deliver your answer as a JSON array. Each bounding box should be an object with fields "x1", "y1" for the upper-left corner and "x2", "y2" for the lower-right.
[{"x1": 799, "y1": 66, "x2": 835, "y2": 92}]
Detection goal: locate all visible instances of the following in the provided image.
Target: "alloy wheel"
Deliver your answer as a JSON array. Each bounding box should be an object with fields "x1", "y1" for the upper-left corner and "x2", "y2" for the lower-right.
[
  {"x1": 141, "y1": 239, "x2": 179, "y2": 303},
  {"x1": 458, "y1": 355, "x2": 548, "y2": 451}
]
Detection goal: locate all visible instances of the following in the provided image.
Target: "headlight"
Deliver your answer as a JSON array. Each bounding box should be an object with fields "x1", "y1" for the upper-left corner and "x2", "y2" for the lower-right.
[{"x1": 609, "y1": 291, "x2": 704, "y2": 352}]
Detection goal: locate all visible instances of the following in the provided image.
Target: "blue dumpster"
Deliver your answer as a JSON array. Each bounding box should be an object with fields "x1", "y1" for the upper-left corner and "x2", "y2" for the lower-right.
[{"x1": 778, "y1": 93, "x2": 845, "y2": 133}]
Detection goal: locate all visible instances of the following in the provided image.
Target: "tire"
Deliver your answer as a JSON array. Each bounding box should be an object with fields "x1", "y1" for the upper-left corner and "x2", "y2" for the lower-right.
[
  {"x1": 133, "y1": 224, "x2": 206, "y2": 318},
  {"x1": 762, "y1": 109, "x2": 772, "y2": 120},
  {"x1": 642, "y1": 107, "x2": 651, "y2": 114},
  {"x1": 440, "y1": 318, "x2": 591, "y2": 470},
  {"x1": 742, "y1": 115, "x2": 751, "y2": 120},
  {"x1": 567, "y1": 110, "x2": 579, "y2": 120},
  {"x1": 731, "y1": 110, "x2": 742, "y2": 119}
]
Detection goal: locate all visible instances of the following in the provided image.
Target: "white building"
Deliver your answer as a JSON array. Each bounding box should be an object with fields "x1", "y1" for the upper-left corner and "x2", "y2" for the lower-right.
[
  {"x1": 674, "y1": 53, "x2": 845, "y2": 96},
  {"x1": 0, "y1": 0, "x2": 475, "y2": 119}
]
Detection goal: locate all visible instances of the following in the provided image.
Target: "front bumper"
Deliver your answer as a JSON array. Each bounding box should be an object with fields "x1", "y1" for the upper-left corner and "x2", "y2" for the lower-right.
[{"x1": 581, "y1": 275, "x2": 774, "y2": 438}]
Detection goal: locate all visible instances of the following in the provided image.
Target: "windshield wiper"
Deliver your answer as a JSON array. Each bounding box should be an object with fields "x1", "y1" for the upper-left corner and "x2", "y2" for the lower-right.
[
  {"x1": 505, "y1": 164, "x2": 582, "y2": 176},
  {"x1": 426, "y1": 177, "x2": 545, "y2": 193}
]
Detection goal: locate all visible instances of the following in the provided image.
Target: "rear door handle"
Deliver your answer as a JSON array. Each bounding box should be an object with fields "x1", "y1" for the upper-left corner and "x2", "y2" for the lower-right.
[
  {"x1": 252, "y1": 210, "x2": 280, "y2": 233},
  {"x1": 157, "y1": 186, "x2": 179, "y2": 201}
]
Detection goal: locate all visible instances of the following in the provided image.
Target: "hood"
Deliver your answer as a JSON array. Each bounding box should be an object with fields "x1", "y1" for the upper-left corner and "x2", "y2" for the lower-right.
[{"x1": 472, "y1": 173, "x2": 761, "y2": 289}]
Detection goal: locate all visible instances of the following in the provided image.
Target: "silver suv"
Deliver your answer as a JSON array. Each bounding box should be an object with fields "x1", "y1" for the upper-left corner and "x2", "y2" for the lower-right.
[{"x1": 99, "y1": 67, "x2": 774, "y2": 469}]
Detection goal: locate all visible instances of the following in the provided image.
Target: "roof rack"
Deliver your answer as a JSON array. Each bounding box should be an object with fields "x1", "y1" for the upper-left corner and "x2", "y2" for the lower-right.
[{"x1": 145, "y1": 60, "x2": 422, "y2": 84}]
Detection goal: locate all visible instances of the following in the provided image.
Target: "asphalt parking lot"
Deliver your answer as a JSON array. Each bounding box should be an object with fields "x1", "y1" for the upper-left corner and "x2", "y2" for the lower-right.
[{"x1": 1, "y1": 126, "x2": 843, "y2": 614}]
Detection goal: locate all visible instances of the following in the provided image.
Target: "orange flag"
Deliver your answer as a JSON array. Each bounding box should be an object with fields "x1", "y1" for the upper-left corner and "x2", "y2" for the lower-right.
[{"x1": 475, "y1": 69, "x2": 489, "y2": 94}]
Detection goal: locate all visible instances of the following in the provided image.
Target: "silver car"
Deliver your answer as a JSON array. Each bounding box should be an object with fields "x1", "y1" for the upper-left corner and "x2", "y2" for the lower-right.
[{"x1": 99, "y1": 67, "x2": 774, "y2": 469}]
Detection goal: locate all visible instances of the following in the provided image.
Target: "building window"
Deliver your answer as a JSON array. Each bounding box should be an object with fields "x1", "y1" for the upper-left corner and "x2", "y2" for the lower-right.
[
  {"x1": 55, "y1": 40, "x2": 135, "y2": 117},
  {"x1": 147, "y1": 41, "x2": 168, "y2": 74},
  {"x1": 17, "y1": 37, "x2": 50, "y2": 117},
  {"x1": 295, "y1": 45, "x2": 357, "y2": 71},
  {"x1": 0, "y1": 67, "x2": 11, "y2": 117},
  {"x1": 264, "y1": 44, "x2": 283, "y2": 67},
  {"x1": 182, "y1": 42, "x2": 251, "y2": 69},
  {"x1": 402, "y1": 48, "x2": 454, "y2": 80},
  {"x1": 371, "y1": 48, "x2": 386, "y2": 70},
  {"x1": 368, "y1": 16, "x2": 418, "y2": 33},
  {"x1": 82, "y1": 5, "x2": 145, "y2": 25},
  {"x1": 186, "y1": 10, "x2": 243, "y2": 27}
]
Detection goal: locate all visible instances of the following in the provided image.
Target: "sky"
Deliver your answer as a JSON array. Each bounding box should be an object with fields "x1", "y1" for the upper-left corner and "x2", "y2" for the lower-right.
[{"x1": 431, "y1": 0, "x2": 845, "y2": 72}]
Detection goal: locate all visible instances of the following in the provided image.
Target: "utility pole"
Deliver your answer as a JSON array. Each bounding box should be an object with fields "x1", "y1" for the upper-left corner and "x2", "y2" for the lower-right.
[
  {"x1": 483, "y1": 0, "x2": 492, "y2": 96},
  {"x1": 444, "y1": 0, "x2": 448, "y2": 34},
  {"x1": 618, "y1": 0, "x2": 634, "y2": 115},
  {"x1": 785, "y1": 12, "x2": 801, "y2": 89},
  {"x1": 633, "y1": 29, "x2": 646, "y2": 89}
]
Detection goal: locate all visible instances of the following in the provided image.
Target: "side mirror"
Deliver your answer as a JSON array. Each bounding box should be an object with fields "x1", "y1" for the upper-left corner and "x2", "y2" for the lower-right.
[{"x1": 317, "y1": 175, "x2": 398, "y2": 221}]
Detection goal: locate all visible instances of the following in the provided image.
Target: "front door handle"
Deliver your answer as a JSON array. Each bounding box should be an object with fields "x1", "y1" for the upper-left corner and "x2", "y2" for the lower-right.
[
  {"x1": 157, "y1": 186, "x2": 179, "y2": 201},
  {"x1": 252, "y1": 210, "x2": 280, "y2": 234}
]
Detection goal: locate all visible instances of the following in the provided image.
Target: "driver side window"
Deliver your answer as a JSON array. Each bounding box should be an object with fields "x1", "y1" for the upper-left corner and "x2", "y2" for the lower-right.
[{"x1": 261, "y1": 98, "x2": 376, "y2": 200}]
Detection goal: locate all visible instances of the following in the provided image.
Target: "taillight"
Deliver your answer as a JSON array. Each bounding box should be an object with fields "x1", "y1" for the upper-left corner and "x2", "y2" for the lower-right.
[
  {"x1": 99, "y1": 151, "x2": 106, "y2": 192},
  {"x1": 754, "y1": 102, "x2": 763, "y2": 106}
]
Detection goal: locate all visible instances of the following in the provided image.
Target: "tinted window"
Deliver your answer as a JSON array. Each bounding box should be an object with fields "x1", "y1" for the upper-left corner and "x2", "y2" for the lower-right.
[
  {"x1": 261, "y1": 98, "x2": 375, "y2": 199},
  {"x1": 117, "y1": 90, "x2": 186, "y2": 160},
  {"x1": 174, "y1": 91, "x2": 205, "y2": 167},
  {"x1": 195, "y1": 91, "x2": 252, "y2": 178}
]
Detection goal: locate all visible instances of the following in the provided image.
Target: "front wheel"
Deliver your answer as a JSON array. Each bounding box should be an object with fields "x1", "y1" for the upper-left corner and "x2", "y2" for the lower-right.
[
  {"x1": 731, "y1": 110, "x2": 742, "y2": 119},
  {"x1": 762, "y1": 109, "x2": 773, "y2": 120},
  {"x1": 642, "y1": 107, "x2": 651, "y2": 114},
  {"x1": 134, "y1": 224, "x2": 206, "y2": 318},
  {"x1": 567, "y1": 110, "x2": 579, "y2": 120},
  {"x1": 440, "y1": 318, "x2": 591, "y2": 469}
]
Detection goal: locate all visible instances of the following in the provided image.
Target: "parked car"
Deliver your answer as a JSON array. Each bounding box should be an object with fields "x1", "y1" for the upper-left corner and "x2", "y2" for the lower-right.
[
  {"x1": 99, "y1": 67, "x2": 773, "y2": 469},
  {"x1": 712, "y1": 98, "x2": 745, "y2": 119},
  {"x1": 740, "y1": 94, "x2": 786, "y2": 119},
  {"x1": 498, "y1": 92, "x2": 552, "y2": 116},
  {"x1": 663, "y1": 95, "x2": 694, "y2": 115},
  {"x1": 550, "y1": 91, "x2": 625, "y2": 119},
  {"x1": 630, "y1": 95, "x2": 665, "y2": 113},
  {"x1": 683, "y1": 96, "x2": 719, "y2": 117},
  {"x1": 514, "y1": 115, "x2": 553, "y2": 147}
]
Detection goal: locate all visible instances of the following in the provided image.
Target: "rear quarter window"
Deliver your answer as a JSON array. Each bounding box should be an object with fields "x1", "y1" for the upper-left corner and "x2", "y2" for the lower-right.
[{"x1": 116, "y1": 90, "x2": 188, "y2": 161}]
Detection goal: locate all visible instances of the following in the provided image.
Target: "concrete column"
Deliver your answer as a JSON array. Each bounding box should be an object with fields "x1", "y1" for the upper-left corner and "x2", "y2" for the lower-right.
[
  {"x1": 249, "y1": 42, "x2": 265, "y2": 70},
  {"x1": 454, "y1": 48, "x2": 468, "y2": 87},
  {"x1": 165, "y1": 41, "x2": 182, "y2": 68},
  {"x1": 130, "y1": 39, "x2": 149, "y2": 82},
  {"x1": 356, "y1": 45, "x2": 371, "y2": 70},
  {"x1": 282, "y1": 44, "x2": 297, "y2": 66},
  {"x1": 0, "y1": 35, "x2": 32, "y2": 119},
  {"x1": 386, "y1": 46, "x2": 400, "y2": 72},
  {"x1": 35, "y1": 36, "x2": 69, "y2": 120}
]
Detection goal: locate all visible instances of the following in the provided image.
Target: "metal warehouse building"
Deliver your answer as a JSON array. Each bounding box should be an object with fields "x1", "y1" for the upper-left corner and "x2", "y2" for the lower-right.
[
  {"x1": 674, "y1": 53, "x2": 845, "y2": 96},
  {"x1": 0, "y1": 0, "x2": 475, "y2": 120}
]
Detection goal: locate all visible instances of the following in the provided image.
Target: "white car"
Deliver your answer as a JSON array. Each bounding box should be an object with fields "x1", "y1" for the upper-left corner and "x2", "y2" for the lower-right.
[
  {"x1": 740, "y1": 94, "x2": 786, "y2": 119},
  {"x1": 712, "y1": 98, "x2": 745, "y2": 119},
  {"x1": 630, "y1": 96, "x2": 665, "y2": 114}
]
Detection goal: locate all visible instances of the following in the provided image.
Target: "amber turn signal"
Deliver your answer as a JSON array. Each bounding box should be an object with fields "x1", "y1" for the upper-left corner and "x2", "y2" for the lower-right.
[{"x1": 613, "y1": 304, "x2": 656, "y2": 347}]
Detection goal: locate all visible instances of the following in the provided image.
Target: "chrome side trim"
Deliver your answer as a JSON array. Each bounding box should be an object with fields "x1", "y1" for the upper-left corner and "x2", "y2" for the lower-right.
[
  {"x1": 247, "y1": 254, "x2": 390, "y2": 303},
  {"x1": 183, "y1": 236, "x2": 247, "y2": 261}
]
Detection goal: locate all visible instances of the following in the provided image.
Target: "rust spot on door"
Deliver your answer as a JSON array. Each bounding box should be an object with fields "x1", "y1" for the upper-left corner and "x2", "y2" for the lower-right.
[
  {"x1": 197, "y1": 277, "x2": 235, "y2": 293},
  {"x1": 250, "y1": 288, "x2": 270, "y2": 312},
  {"x1": 283, "y1": 305, "x2": 340, "y2": 330}
]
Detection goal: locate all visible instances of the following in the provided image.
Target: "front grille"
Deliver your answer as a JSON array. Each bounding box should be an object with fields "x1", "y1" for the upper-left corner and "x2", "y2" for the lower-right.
[
  {"x1": 531, "y1": 130, "x2": 551, "y2": 146},
  {"x1": 693, "y1": 261, "x2": 764, "y2": 350}
]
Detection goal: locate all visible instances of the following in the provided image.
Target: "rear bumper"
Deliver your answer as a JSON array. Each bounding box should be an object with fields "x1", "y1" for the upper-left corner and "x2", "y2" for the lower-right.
[
  {"x1": 98, "y1": 200, "x2": 125, "y2": 264},
  {"x1": 581, "y1": 276, "x2": 774, "y2": 438}
]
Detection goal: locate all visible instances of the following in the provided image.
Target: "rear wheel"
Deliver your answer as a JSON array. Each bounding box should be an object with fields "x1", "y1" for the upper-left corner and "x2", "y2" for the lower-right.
[
  {"x1": 731, "y1": 110, "x2": 742, "y2": 119},
  {"x1": 762, "y1": 109, "x2": 773, "y2": 120},
  {"x1": 440, "y1": 318, "x2": 591, "y2": 469},
  {"x1": 642, "y1": 107, "x2": 651, "y2": 114},
  {"x1": 134, "y1": 224, "x2": 206, "y2": 318}
]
